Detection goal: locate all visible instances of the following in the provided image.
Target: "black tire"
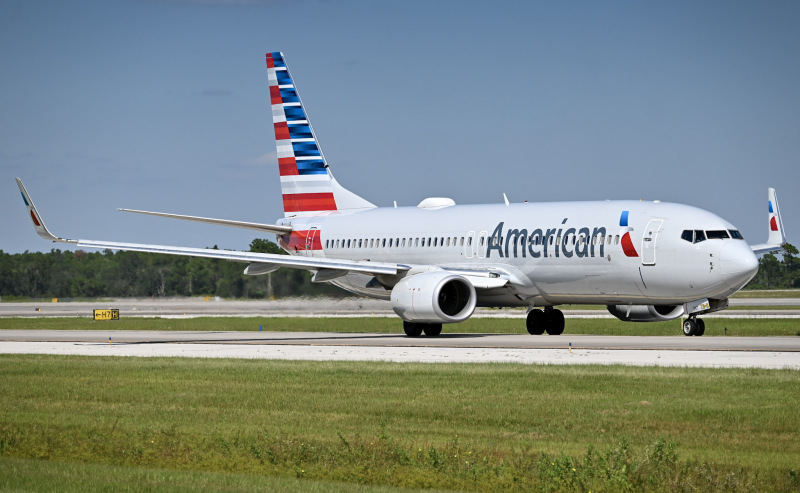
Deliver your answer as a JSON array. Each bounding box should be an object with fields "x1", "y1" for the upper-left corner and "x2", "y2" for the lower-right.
[
  {"x1": 545, "y1": 309, "x2": 565, "y2": 335},
  {"x1": 526, "y1": 309, "x2": 546, "y2": 335},
  {"x1": 423, "y1": 323, "x2": 443, "y2": 337},
  {"x1": 682, "y1": 319, "x2": 696, "y2": 336},
  {"x1": 694, "y1": 318, "x2": 705, "y2": 336},
  {"x1": 403, "y1": 321, "x2": 423, "y2": 337}
]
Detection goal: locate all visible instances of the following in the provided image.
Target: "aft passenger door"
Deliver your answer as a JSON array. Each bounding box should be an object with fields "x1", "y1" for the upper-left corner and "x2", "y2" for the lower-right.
[
  {"x1": 641, "y1": 219, "x2": 663, "y2": 266},
  {"x1": 304, "y1": 227, "x2": 319, "y2": 257}
]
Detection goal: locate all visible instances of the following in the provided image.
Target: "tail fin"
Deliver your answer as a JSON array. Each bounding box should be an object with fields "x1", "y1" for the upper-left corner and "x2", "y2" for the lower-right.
[
  {"x1": 266, "y1": 52, "x2": 374, "y2": 217},
  {"x1": 766, "y1": 188, "x2": 786, "y2": 246},
  {"x1": 751, "y1": 187, "x2": 787, "y2": 254}
]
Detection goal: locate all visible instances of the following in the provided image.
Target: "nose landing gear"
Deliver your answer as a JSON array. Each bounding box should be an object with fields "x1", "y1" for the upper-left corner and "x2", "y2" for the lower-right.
[{"x1": 682, "y1": 317, "x2": 706, "y2": 336}]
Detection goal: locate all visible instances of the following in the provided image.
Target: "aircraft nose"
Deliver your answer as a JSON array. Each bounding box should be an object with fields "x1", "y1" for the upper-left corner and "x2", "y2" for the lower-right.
[{"x1": 719, "y1": 242, "x2": 759, "y2": 289}]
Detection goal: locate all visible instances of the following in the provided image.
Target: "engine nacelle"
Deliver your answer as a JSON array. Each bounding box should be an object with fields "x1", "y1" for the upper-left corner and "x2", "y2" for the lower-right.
[
  {"x1": 390, "y1": 272, "x2": 476, "y2": 323},
  {"x1": 607, "y1": 304, "x2": 685, "y2": 322}
]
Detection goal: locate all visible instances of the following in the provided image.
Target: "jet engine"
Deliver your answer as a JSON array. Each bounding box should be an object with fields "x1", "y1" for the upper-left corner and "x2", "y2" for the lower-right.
[
  {"x1": 606, "y1": 304, "x2": 685, "y2": 322},
  {"x1": 390, "y1": 272, "x2": 476, "y2": 323}
]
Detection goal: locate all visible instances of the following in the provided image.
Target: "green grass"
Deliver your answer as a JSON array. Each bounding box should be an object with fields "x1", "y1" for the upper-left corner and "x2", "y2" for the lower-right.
[
  {"x1": 0, "y1": 456, "x2": 441, "y2": 493},
  {"x1": 733, "y1": 289, "x2": 800, "y2": 298},
  {"x1": 1, "y1": 315, "x2": 798, "y2": 336},
  {"x1": 1, "y1": 355, "x2": 798, "y2": 491}
]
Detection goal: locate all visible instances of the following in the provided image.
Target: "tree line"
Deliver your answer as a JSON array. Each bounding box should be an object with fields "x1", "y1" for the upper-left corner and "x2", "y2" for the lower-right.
[
  {"x1": 747, "y1": 243, "x2": 800, "y2": 289},
  {"x1": 1, "y1": 240, "x2": 797, "y2": 300},
  {"x1": 0, "y1": 239, "x2": 344, "y2": 300}
]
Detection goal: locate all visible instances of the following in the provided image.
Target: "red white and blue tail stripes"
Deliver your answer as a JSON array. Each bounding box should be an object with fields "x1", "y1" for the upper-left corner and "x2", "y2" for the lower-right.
[
  {"x1": 267, "y1": 52, "x2": 375, "y2": 217},
  {"x1": 267, "y1": 52, "x2": 337, "y2": 215}
]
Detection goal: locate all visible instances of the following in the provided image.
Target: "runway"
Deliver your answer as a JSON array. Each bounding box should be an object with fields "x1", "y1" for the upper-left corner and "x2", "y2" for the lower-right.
[
  {"x1": 1, "y1": 297, "x2": 799, "y2": 318},
  {"x1": 1, "y1": 330, "x2": 798, "y2": 369}
]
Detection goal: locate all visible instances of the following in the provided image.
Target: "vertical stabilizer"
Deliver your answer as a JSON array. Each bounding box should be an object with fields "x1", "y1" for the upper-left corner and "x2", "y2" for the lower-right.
[
  {"x1": 266, "y1": 52, "x2": 375, "y2": 217},
  {"x1": 767, "y1": 188, "x2": 786, "y2": 246},
  {"x1": 751, "y1": 187, "x2": 787, "y2": 254}
]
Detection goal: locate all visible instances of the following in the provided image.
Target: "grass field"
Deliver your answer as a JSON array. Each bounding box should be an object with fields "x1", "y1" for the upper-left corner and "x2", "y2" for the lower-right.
[
  {"x1": 1, "y1": 355, "x2": 798, "y2": 491},
  {"x1": 1, "y1": 315, "x2": 798, "y2": 336}
]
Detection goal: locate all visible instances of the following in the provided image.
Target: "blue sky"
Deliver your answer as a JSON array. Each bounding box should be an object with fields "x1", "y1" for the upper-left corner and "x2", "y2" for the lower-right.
[{"x1": 2, "y1": 0, "x2": 798, "y2": 254}]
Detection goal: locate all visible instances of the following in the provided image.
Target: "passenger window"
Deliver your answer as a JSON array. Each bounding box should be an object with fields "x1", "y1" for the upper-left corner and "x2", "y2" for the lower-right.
[{"x1": 615, "y1": 235, "x2": 620, "y2": 244}]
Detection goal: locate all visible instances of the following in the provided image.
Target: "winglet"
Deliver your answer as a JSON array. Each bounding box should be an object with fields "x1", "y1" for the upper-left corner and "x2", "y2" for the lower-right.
[
  {"x1": 15, "y1": 178, "x2": 77, "y2": 244},
  {"x1": 751, "y1": 187, "x2": 787, "y2": 254}
]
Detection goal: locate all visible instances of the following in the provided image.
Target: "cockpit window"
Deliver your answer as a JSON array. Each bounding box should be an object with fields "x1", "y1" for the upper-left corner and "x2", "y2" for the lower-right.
[
  {"x1": 694, "y1": 230, "x2": 706, "y2": 243},
  {"x1": 683, "y1": 229, "x2": 741, "y2": 243},
  {"x1": 706, "y1": 230, "x2": 730, "y2": 240},
  {"x1": 681, "y1": 230, "x2": 707, "y2": 244}
]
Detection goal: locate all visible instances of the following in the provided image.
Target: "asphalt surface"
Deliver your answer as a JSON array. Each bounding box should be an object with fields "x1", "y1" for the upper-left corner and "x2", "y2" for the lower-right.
[
  {"x1": 1, "y1": 297, "x2": 799, "y2": 318},
  {"x1": 2, "y1": 298, "x2": 797, "y2": 369},
  {"x1": 1, "y1": 330, "x2": 798, "y2": 369}
]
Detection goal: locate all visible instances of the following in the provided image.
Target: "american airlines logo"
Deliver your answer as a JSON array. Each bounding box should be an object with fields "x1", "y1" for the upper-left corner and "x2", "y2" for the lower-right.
[{"x1": 487, "y1": 221, "x2": 608, "y2": 259}]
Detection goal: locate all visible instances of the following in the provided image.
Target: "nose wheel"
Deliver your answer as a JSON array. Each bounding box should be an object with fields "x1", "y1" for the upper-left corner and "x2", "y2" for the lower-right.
[{"x1": 682, "y1": 317, "x2": 706, "y2": 336}]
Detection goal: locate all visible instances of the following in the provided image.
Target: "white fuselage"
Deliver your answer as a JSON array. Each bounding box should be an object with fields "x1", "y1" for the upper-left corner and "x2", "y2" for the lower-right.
[{"x1": 277, "y1": 199, "x2": 759, "y2": 307}]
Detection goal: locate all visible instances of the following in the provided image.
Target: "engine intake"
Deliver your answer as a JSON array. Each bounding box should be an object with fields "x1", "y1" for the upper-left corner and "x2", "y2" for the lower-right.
[
  {"x1": 390, "y1": 272, "x2": 476, "y2": 323},
  {"x1": 607, "y1": 304, "x2": 685, "y2": 322}
]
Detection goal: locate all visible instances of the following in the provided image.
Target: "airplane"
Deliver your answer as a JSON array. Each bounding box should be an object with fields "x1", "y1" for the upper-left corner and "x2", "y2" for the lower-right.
[{"x1": 16, "y1": 51, "x2": 787, "y2": 338}]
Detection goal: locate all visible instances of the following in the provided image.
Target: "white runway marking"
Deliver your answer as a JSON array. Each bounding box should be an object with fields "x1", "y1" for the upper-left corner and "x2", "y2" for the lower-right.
[{"x1": 1, "y1": 341, "x2": 797, "y2": 369}]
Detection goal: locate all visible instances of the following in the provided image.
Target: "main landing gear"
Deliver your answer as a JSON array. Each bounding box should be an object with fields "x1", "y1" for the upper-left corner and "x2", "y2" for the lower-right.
[
  {"x1": 403, "y1": 321, "x2": 442, "y2": 337},
  {"x1": 526, "y1": 307, "x2": 565, "y2": 335},
  {"x1": 682, "y1": 316, "x2": 706, "y2": 336}
]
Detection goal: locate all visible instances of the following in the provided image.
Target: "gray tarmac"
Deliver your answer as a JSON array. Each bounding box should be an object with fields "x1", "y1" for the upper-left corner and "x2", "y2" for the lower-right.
[
  {"x1": 1, "y1": 297, "x2": 799, "y2": 318},
  {"x1": 2, "y1": 298, "x2": 798, "y2": 369},
  {"x1": 1, "y1": 330, "x2": 798, "y2": 369}
]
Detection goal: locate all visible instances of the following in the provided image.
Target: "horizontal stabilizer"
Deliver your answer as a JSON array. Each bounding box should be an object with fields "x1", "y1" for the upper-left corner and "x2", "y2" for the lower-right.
[{"x1": 119, "y1": 209, "x2": 292, "y2": 235}]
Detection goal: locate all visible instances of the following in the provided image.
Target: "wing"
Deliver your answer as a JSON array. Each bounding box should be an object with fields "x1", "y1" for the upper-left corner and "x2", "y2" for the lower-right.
[{"x1": 16, "y1": 178, "x2": 400, "y2": 277}]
